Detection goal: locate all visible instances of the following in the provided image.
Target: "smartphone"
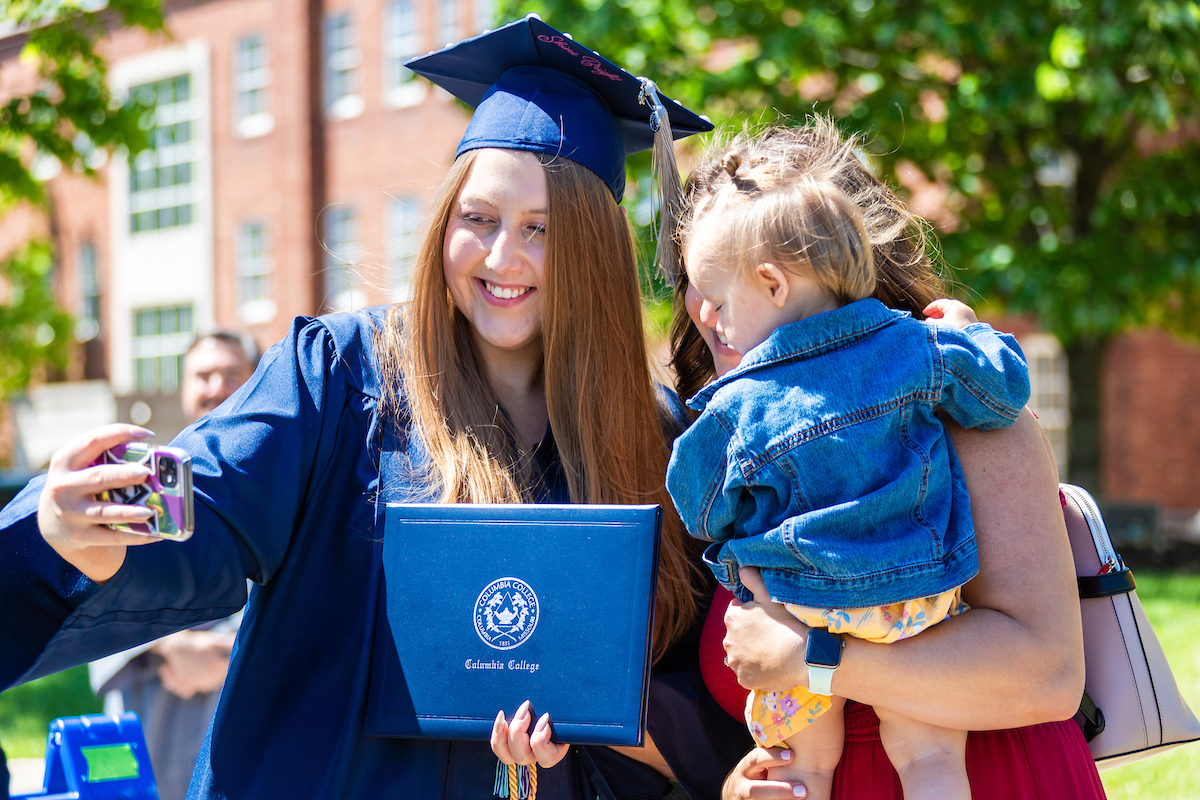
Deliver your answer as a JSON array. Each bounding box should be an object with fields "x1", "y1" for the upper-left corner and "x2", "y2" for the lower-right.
[{"x1": 96, "y1": 442, "x2": 195, "y2": 541}]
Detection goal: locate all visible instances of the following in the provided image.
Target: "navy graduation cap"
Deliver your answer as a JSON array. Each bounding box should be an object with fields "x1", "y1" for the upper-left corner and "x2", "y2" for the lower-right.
[{"x1": 405, "y1": 15, "x2": 712, "y2": 204}]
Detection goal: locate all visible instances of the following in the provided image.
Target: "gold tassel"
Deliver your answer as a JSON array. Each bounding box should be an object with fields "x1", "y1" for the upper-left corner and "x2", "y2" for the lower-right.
[
  {"x1": 494, "y1": 760, "x2": 537, "y2": 800},
  {"x1": 638, "y1": 78, "x2": 687, "y2": 287}
]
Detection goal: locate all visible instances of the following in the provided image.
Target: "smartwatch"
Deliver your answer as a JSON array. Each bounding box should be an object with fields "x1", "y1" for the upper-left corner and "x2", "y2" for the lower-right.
[{"x1": 805, "y1": 628, "x2": 844, "y2": 696}]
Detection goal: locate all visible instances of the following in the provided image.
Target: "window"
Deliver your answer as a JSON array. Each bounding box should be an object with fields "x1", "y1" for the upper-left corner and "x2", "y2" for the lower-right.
[
  {"x1": 436, "y1": 0, "x2": 458, "y2": 46},
  {"x1": 384, "y1": 0, "x2": 426, "y2": 108},
  {"x1": 129, "y1": 75, "x2": 198, "y2": 234},
  {"x1": 387, "y1": 196, "x2": 421, "y2": 301},
  {"x1": 132, "y1": 304, "x2": 194, "y2": 393},
  {"x1": 324, "y1": 206, "x2": 362, "y2": 311},
  {"x1": 235, "y1": 34, "x2": 273, "y2": 138},
  {"x1": 1022, "y1": 333, "x2": 1070, "y2": 480},
  {"x1": 325, "y1": 13, "x2": 363, "y2": 120},
  {"x1": 474, "y1": 0, "x2": 494, "y2": 32},
  {"x1": 76, "y1": 242, "x2": 101, "y2": 342},
  {"x1": 238, "y1": 221, "x2": 275, "y2": 324}
]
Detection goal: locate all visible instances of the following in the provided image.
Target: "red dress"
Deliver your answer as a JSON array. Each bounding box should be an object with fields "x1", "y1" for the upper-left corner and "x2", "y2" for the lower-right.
[{"x1": 700, "y1": 587, "x2": 1108, "y2": 799}]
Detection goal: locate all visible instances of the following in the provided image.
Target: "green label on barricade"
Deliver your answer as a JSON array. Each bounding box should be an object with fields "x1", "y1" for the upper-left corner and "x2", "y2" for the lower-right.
[{"x1": 81, "y1": 743, "x2": 140, "y2": 782}]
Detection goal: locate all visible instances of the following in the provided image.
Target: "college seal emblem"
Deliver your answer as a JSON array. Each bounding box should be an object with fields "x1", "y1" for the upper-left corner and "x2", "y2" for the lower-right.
[{"x1": 474, "y1": 577, "x2": 540, "y2": 650}]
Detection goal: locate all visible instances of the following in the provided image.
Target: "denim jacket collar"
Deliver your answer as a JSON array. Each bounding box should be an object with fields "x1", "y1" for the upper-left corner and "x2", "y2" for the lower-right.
[{"x1": 688, "y1": 298, "x2": 907, "y2": 411}]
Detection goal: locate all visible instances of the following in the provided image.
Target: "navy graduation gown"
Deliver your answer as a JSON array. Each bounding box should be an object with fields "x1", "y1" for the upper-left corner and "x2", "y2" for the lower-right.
[{"x1": 0, "y1": 308, "x2": 749, "y2": 800}]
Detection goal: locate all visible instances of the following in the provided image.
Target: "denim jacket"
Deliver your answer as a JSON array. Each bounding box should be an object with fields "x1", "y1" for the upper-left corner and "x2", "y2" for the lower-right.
[{"x1": 666, "y1": 298, "x2": 1030, "y2": 608}]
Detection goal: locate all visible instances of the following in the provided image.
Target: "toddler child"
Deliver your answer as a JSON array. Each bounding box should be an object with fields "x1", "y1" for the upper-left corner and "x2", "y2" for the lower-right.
[{"x1": 666, "y1": 148, "x2": 1031, "y2": 800}]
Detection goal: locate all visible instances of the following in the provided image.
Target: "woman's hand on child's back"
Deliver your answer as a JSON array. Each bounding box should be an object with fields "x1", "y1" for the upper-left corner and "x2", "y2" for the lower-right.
[
  {"x1": 491, "y1": 700, "x2": 570, "y2": 769},
  {"x1": 923, "y1": 299, "x2": 978, "y2": 329},
  {"x1": 722, "y1": 567, "x2": 811, "y2": 694}
]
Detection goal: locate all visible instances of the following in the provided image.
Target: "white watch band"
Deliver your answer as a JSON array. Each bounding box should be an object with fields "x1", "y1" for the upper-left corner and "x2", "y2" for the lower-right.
[{"x1": 808, "y1": 663, "x2": 836, "y2": 696}]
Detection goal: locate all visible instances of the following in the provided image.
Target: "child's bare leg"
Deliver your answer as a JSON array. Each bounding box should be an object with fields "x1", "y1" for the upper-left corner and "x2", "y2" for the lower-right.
[
  {"x1": 766, "y1": 697, "x2": 846, "y2": 800},
  {"x1": 875, "y1": 706, "x2": 970, "y2": 800}
]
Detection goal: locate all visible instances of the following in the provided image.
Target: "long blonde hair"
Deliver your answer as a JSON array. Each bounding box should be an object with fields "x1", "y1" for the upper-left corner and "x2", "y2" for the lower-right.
[
  {"x1": 378, "y1": 151, "x2": 700, "y2": 661},
  {"x1": 672, "y1": 116, "x2": 946, "y2": 400}
]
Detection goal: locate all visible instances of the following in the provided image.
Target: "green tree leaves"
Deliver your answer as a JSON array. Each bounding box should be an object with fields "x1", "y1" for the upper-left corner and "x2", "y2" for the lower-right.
[
  {"x1": 0, "y1": 241, "x2": 71, "y2": 397},
  {"x1": 0, "y1": 0, "x2": 163, "y2": 399},
  {"x1": 507, "y1": 0, "x2": 1200, "y2": 345}
]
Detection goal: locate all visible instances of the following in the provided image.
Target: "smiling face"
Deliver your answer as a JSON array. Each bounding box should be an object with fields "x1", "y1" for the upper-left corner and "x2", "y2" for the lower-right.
[{"x1": 443, "y1": 148, "x2": 549, "y2": 367}]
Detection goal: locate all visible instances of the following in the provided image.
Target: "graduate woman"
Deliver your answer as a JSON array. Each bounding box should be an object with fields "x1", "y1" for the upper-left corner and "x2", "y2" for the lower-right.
[{"x1": 0, "y1": 17, "x2": 750, "y2": 799}]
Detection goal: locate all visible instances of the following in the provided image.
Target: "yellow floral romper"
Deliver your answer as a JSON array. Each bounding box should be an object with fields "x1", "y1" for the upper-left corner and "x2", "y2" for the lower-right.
[{"x1": 747, "y1": 588, "x2": 970, "y2": 748}]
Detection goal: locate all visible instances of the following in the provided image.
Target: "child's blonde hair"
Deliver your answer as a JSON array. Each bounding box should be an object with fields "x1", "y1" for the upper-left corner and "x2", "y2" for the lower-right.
[
  {"x1": 672, "y1": 117, "x2": 946, "y2": 401},
  {"x1": 683, "y1": 147, "x2": 877, "y2": 307}
]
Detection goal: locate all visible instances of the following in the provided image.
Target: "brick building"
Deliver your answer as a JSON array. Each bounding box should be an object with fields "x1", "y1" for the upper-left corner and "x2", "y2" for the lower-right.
[
  {"x1": 2, "y1": 0, "x2": 482, "y2": 443},
  {"x1": 1, "y1": 1, "x2": 1197, "y2": 535}
]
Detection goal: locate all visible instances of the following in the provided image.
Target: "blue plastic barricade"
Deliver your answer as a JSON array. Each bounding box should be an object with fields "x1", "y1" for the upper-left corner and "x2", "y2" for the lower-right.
[{"x1": 12, "y1": 713, "x2": 158, "y2": 799}]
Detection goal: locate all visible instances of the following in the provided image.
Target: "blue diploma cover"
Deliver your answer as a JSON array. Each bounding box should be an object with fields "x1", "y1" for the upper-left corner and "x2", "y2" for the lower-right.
[{"x1": 366, "y1": 503, "x2": 662, "y2": 745}]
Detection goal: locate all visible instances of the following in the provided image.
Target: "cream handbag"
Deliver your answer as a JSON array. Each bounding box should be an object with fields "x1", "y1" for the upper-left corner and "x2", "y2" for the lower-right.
[{"x1": 1062, "y1": 483, "x2": 1200, "y2": 769}]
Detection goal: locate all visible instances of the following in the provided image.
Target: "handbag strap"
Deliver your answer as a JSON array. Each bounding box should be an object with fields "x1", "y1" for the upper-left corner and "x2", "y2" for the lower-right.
[
  {"x1": 1077, "y1": 569, "x2": 1136, "y2": 599},
  {"x1": 1075, "y1": 690, "x2": 1107, "y2": 742}
]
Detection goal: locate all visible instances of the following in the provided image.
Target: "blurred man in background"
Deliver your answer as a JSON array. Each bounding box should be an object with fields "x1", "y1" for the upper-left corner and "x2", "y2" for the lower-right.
[
  {"x1": 89, "y1": 330, "x2": 260, "y2": 800},
  {"x1": 178, "y1": 332, "x2": 259, "y2": 421}
]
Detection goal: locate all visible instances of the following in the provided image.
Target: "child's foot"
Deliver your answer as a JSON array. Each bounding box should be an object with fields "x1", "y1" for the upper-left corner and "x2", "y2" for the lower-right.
[
  {"x1": 876, "y1": 707, "x2": 970, "y2": 800},
  {"x1": 890, "y1": 749, "x2": 971, "y2": 800}
]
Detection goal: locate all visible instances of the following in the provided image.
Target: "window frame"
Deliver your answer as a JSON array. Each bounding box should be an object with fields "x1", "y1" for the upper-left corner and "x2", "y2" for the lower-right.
[
  {"x1": 128, "y1": 74, "x2": 199, "y2": 235},
  {"x1": 383, "y1": 0, "x2": 426, "y2": 109},
  {"x1": 325, "y1": 12, "x2": 364, "y2": 120},
  {"x1": 1021, "y1": 332, "x2": 1071, "y2": 480},
  {"x1": 237, "y1": 219, "x2": 276, "y2": 324},
  {"x1": 234, "y1": 33, "x2": 274, "y2": 139},
  {"x1": 323, "y1": 205, "x2": 363, "y2": 311},
  {"x1": 387, "y1": 195, "x2": 422, "y2": 301},
  {"x1": 131, "y1": 304, "x2": 195, "y2": 394}
]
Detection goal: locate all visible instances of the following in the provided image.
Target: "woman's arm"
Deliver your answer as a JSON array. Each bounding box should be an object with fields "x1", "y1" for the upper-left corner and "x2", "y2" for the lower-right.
[{"x1": 723, "y1": 410, "x2": 1085, "y2": 730}]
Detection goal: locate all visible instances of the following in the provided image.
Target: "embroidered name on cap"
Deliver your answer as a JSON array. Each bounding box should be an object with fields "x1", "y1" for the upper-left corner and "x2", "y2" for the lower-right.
[
  {"x1": 474, "y1": 577, "x2": 540, "y2": 650},
  {"x1": 537, "y1": 34, "x2": 622, "y2": 82}
]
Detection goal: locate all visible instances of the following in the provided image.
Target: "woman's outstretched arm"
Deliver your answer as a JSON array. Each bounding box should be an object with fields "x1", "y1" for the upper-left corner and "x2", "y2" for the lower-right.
[{"x1": 722, "y1": 410, "x2": 1085, "y2": 731}]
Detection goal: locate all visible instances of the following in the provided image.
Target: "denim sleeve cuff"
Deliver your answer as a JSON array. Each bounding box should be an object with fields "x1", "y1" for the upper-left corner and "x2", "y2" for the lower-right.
[{"x1": 702, "y1": 542, "x2": 753, "y2": 602}]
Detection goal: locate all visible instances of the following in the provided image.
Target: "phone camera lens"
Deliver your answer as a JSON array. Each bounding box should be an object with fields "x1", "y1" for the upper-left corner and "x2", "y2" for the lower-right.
[{"x1": 158, "y1": 457, "x2": 178, "y2": 488}]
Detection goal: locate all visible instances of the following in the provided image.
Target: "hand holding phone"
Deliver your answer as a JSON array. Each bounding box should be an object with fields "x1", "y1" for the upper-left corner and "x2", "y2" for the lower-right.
[{"x1": 95, "y1": 442, "x2": 195, "y2": 541}]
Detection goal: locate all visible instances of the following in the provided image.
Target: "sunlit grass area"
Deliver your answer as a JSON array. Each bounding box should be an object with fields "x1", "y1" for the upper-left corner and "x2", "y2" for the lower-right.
[
  {"x1": 1100, "y1": 570, "x2": 1200, "y2": 800},
  {"x1": 0, "y1": 666, "x2": 102, "y2": 758}
]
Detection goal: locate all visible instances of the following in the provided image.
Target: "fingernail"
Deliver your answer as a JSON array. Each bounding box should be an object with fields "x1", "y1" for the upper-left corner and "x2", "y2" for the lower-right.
[
  {"x1": 780, "y1": 749, "x2": 792, "y2": 761},
  {"x1": 132, "y1": 429, "x2": 156, "y2": 438},
  {"x1": 535, "y1": 713, "x2": 549, "y2": 730},
  {"x1": 793, "y1": 787, "x2": 806, "y2": 798}
]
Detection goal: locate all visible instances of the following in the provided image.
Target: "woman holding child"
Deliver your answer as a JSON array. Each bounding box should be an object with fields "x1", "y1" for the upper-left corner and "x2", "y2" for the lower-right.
[
  {"x1": 1, "y1": 16, "x2": 1103, "y2": 800},
  {"x1": 669, "y1": 122, "x2": 1107, "y2": 800}
]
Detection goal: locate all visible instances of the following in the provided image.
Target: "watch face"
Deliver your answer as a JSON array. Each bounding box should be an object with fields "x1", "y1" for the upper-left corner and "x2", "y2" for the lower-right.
[{"x1": 805, "y1": 629, "x2": 842, "y2": 668}]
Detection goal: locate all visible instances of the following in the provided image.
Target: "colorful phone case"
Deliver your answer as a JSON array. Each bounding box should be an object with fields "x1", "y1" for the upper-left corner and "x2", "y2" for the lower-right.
[{"x1": 96, "y1": 442, "x2": 195, "y2": 541}]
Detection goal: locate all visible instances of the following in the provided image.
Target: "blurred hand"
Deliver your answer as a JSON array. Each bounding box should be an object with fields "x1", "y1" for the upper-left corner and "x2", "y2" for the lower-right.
[
  {"x1": 923, "y1": 298, "x2": 979, "y2": 329},
  {"x1": 491, "y1": 700, "x2": 570, "y2": 769},
  {"x1": 37, "y1": 424, "x2": 162, "y2": 583},
  {"x1": 156, "y1": 630, "x2": 236, "y2": 699},
  {"x1": 723, "y1": 567, "x2": 811, "y2": 694},
  {"x1": 723, "y1": 747, "x2": 806, "y2": 800}
]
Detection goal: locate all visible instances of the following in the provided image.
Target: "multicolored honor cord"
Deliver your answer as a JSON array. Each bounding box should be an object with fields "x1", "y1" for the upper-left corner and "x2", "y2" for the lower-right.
[{"x1": 493, "y1": 760, "x2": 537, "y2": 800}]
